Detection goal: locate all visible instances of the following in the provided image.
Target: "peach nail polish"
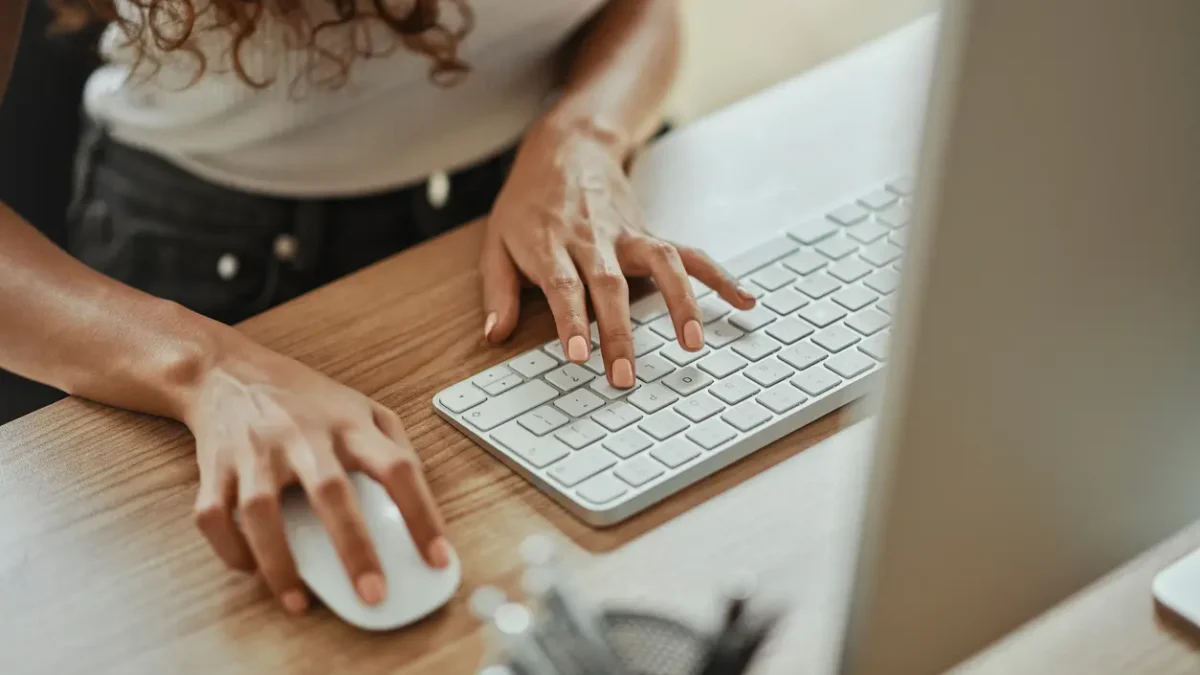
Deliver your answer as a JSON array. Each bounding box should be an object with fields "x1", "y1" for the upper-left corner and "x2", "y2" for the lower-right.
[
  {"x1": 567, "y1": 335, "x2": 589, "y2": 362},
  {"x1": 683, "y1": 320, "x2": 704, "y2": 351},
  {"x1": 282, "y1": 590, "x2": 309, "y2": 615},
  {"x1": 483, "y1": 312, "x2": 498, "y2": 340},
  {"x1": 612, "y1": 359, "x2": 634, "y2": 388},
  {"x1": 356, "y1": 573, "x2": 386, "y2": 605},
  {"x1": 428, "y1": 537, "x2": 452, "y2": 568}
]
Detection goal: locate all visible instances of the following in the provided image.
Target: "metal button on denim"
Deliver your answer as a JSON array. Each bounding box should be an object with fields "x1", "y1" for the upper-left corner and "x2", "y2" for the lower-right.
[{"x1": 216, "y1": 253, "x2": 240, "y2": 280}]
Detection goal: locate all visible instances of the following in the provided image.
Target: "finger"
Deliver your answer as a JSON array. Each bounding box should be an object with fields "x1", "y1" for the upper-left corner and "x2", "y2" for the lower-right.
[
  {"x1": 677, "y1": 246, "x2": 757, "y2": 310},
  {"x1": 631, "y1": 238, "x2": 704, "y2": 351},
  {"x1": 574, "y1": 243, "x2": 635, "y2": 388},
  {"x1": 236, "y1": 440, "x2": 307, "y2": 615},
  {"x1": 194, "y1": 458, "x2": 255, "y2": 572},
  {"x1": 537, "y1": 250, "x2": 591, "y2": 364},
  {"x1": 362, "y1": 406, "x2": 451, "y2": 569},
  {"x1": 480, "y1": 236, "x2": 522, "y2": 344},
  {"x1": 288, "y1": 434, "x2": 385, "y2": 606}
]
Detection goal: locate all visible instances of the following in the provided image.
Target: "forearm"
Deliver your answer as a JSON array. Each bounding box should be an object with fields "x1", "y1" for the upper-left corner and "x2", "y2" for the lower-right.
[
  {"x1": 543, "y1": 0, "x2": 681, "y2": 159},
  {"x1": 0, "y1": 204, "x2": 236, "y2": 420}
]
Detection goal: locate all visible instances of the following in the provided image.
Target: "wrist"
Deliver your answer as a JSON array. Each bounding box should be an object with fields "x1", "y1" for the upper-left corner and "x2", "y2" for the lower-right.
[{"x1": 532, "y1": 103, "x2": 633, "y2": 162}]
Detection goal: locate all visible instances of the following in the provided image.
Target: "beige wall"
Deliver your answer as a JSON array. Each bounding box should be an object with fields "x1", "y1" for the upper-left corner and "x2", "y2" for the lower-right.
[{"x1": 669, "y1": 0, "x2": 937, "y2": 123}]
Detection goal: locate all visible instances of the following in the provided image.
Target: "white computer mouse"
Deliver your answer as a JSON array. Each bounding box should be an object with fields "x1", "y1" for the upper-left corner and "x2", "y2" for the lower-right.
[{"x1": 280, "y1": 472, "x2": 461, "y2": 630}]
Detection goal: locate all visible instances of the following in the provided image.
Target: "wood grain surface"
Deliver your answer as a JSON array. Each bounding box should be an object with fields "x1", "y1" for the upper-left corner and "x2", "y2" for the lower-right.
[{"x1": 1, "y1": 221, "x2": 1198, "y2": 674}]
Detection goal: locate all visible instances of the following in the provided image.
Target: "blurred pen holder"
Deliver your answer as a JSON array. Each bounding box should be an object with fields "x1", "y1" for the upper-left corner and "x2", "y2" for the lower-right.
[{"x1": 601, "y1": 608, "x2": 711, "y2": 675}]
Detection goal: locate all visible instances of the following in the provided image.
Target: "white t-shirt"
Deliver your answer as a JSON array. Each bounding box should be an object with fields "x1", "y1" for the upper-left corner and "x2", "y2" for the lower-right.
[{"x1": 84, "y1": 0, "x2": 607, "y2": 197}]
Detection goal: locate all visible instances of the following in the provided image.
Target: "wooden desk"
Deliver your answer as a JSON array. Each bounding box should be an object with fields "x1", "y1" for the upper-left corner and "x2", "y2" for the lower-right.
[{"x1": 3, "y1": 16, "x2": 1198, "y2": 675}]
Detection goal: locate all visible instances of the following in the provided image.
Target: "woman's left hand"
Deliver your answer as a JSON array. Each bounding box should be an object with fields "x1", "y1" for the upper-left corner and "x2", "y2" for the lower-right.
[{"x1": 480, "y1": 120, "x2": 756, "y2": 389}]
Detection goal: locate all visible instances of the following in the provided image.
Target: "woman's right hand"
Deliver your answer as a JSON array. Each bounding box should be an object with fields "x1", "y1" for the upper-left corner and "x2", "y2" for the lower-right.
[{"x1": 183, "y1": 334, "x2": 450, "y2": 615}]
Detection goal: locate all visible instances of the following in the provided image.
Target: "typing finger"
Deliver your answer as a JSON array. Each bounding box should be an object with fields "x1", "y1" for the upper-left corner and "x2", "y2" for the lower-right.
[
  {"x1": 676, "y1": 245, "x2": 757, "y2": 310},
  {"x1": 627, "y1": 237, "x2": 704, "y2": 351},
  {"x1": 573, "y1": 242, "x2": 635, "y2": 388},
  {"x1": 536, "y1": 248, "x2": 591, "y2": 364}
]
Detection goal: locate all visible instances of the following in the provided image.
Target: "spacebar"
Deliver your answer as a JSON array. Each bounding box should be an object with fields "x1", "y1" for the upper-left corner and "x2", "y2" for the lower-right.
[{"x1": 463, "y1": 380, "x2": 558, "y2": 431}]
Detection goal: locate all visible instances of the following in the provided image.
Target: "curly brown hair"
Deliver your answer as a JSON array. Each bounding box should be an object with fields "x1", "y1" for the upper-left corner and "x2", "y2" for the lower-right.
[{"x1": 50, "y1": 0, "x2": 474, "y2": 90}]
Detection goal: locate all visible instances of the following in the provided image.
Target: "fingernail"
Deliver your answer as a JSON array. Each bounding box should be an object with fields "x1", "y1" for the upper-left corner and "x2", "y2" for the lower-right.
[
  {"x1": 683, "y1": 320, "x2": 704, "y2": 351},
  {"x1": 483, "y1": 312, "x2": 498, "y2": 340},
  {"x1": 356, "y1": 572, "x2": 387, "y2": 605},
  {"x1": 282, "y1": 589, "x2": 309, "y2": 615},
  {"x1": 567, "y1": 335, "x2": 589, "y2": 362},
  {"x1": 428, "y1": 537, "x2": 452, "y2": 569},
  {"x1": 612, "y1": 358, "x2": 634, "y2": 388}
]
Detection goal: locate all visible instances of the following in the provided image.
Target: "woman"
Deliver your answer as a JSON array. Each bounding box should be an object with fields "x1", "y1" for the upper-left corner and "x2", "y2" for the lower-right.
[{"x1": 0, "y1": 0, "x2": 754, "y2": 615}]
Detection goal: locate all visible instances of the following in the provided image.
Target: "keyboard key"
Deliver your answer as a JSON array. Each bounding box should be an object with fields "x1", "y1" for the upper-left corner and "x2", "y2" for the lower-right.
[
  {"x1": 748, "y1": 265, "x2": 796, "y2": 291},
  {"x1": 472, "y1": 365, "x2": 515, "y2": 389},
  {"x1": 791, "y1": 367, "x2": 842, "y2": 396},
  {"x1": 592, "y1": 401, "x2": 644, "y2": 432},
  {"x1": 813, "y1": 325, "x2": 861, "y2": 353},
  {"x1": 589, "y1": 377, "x2": 639, "y2": 400},
  {"x1": 826, "y1": 350, "x2": 876, "y2": 379},
  {"x1": 639, "y1": 410, "x2": 689, "y2": 441},
  {"x1": 787, "y1": 218, "x2": 838, "y2": 244},
  {"x1": 576, "y1": 474, "x2": 628, "y2": 505},
  {"x1": 861, "y1": 241, "x2": 903, "y2": 267},
  {"x1": 698, "y1": 350, "x2": 748, "y2": 378},
  {"x1": 545, "y1": 364, "x2": 595, "y2": 392},
  {"x1": 628, "y1": 383, "x2": 680, "y2": 414},
  {"x1": 762, "y1": 288, "x2": 809, "y2": 315},
  {"x1": 439, "y1": 383, "x2": 486, "y2": 414},
  {"x1": 698, "y1": 295, "x2": 734, "y2": 323},
  {"x1": 743, "y1": 285, "x2": 766, "y2": 299},
  {"x1": 615, "y1": 455, "x2": 665, "y2": 487},
  {"x1": 795, "y1": 273, "x2": 841, "y2": 299},
  {"x1": 662, "y1": 366, "x2": 715, "y2": 396},
  {"x1": 722, "y1": 235, "x2": 800, "y2": 277},
  {"x1": 508, "y1": 349, "x2": 559, "y2": 378},
  {"x1": 721, "y1": 401, "x2": 772, "y2": 432},
  {"x1": 554, "y1": 419, "x2": 606, "y2": 449},
  {"x1": 686, "y1": 418, "x2": 738, "y2": 450},
  {"x1": 832, "y1": 286, "x2": 879, "y2": 312},
  {"x1": 649, "y1": 314, "x2": 677, "y2": 340},
  {"x1": 864, "y1": 268, "x2": 901, "y2": 294},
  {"x1": 846, "y1": 309, "x2": 891, "y2": 336},
  {"x1": 463, "y1": 380, "x2": 558, "y2": 431},
  {"x1": 517, "y1": 405, "x2": 570, "y2": 435},
  {"x1": 710, "y1": 375, "x2": 760, "y2": 405},
  {"x1": 886, "y1": 176, "x2": 915, "y2": 195},
  {"x1": 816, "y1": 236, "x2": 859, "y2": 260},
  {"x1": 743, "y1": 357, "x2": 794, "y2": 387},
  {"x1": 491, "y1": 423, "x2": 572, "y2": 469},
  {"x1": 674, "y1": 393, "x2": 725, "y2": 423},
  {"x1": 689, "y1": 278, "x2": 713, "y2": 299},
  {"x1": 859, "y1": 331, "x2": 889, "y2": 361},
  {"x1": 582, "y1": 351, "x2": 606, "y2": 375},
  {"x1": 660, "y1": 342, "x2": 709, "y2": 366},
  {"x1": 554, "y1": 389, "x2": 605, "y2": 418},
  {"x1": 799, "y1": 301, "x2": 848, "y2": 328},
  {"x1": 756, "y1": 384, "x2": 808, "y2": 414},
  {"x1": 889, "y1": 227, "x2": 908, "y2": 248},
  {"x1": 781, "y1": 250, "x2": 828, "y2": 275},
  {"x1": 829, "y1": 257, "x2": 874, "y2": 283},
  {"x1": 877, "y1": 203, "x2": 911, "y2": 228},
  {"x1": 729, "y1": 306, "x2": 777, "y2": 332},
  {"x1": 636, "y1": 353, "x2": 675, "y2": 382},
  {"x1": 703, "y1": 319, "x2": 745, "y2": 348},
  {"x1": 859, "y1": 189, "x2": 898, "y2": 210},
  {"x1": 630, "y1": 294, "x2": 669, "y2": 324},
  {"x1": 603, "y1": 428, "x2": 654, "y2": 459},
  {"x1": 731, "y1": 333, "x2": 782, "y2": 361},
  {"x1": 543, "y1": 340, "x2": 568, "y2": 362},
  {"x1": 548, "y1": 446, "x2": 617, "y2": 487},
  {"x1": 778, "y1": 342, "x2": 828, "y2": 371},
  {"x1": 650, "y1": 438, "x2": 702, "y2": 469},
  {"x1": 766, "y1": 317, "x2": 815, "y2": 345},
  {"x1": 846, "y1": 220, "x2": 890, "y2": 244},
  {"x1": 828, "y1": 203, "x2": 869, "y2": 226},
  {"x1": 483, "y1": 374, "x2": 523, "y2": 396},
  {"x1": 632, "y1": 326, "x2": 666, "y2": 356},
  {"x1": 876, "y1": 295, "x2": 897, "y2": 315}
]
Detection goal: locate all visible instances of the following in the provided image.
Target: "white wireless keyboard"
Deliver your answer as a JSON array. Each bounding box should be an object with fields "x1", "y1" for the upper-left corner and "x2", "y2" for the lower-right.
[{"x1": 434, "y1": 178, "x2": 913, "y2": 526}]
